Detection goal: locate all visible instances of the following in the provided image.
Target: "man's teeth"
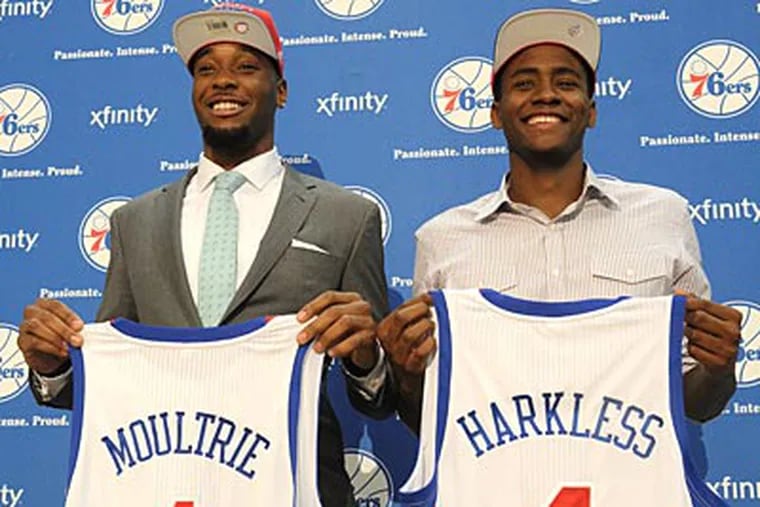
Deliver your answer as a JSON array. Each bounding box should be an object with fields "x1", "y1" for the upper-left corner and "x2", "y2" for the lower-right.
[
  {"x1": 212, "y1": 102, "x2": 242, "y2": 112},
  {"x1": 527, "y1": 115, "x2": 561, "y2": 125}
]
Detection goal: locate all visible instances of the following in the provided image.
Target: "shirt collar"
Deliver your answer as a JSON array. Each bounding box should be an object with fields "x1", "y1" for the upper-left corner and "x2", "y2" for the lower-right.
[
  {"x1": 473, "y1": 163, "x2": 620, "y2": 222},
  {"x1": 195, "y1": 147, "x2": 283, "y2": 192}
]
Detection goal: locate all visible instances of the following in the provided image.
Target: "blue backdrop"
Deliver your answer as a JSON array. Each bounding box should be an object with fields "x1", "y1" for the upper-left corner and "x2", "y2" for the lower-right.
[{"x1": 1, "y1": 1, "x2": 758, "y2": 505}]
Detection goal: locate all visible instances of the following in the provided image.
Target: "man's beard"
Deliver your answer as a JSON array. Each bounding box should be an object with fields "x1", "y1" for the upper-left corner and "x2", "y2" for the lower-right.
[{"x1": 201, "y1": 125, "x2": 254, "y2": 160}]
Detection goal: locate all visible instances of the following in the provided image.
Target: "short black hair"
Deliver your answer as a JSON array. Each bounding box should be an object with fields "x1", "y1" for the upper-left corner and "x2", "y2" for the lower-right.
[{"x1": 492, "y1": 50, "x2": 596, "y2": 102}]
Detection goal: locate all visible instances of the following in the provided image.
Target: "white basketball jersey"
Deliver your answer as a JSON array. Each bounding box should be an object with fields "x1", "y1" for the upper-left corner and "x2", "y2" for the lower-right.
[
  {"x1": 398, "y1": 289, "x2": 726, "y2": 507},
  {"x1": 65, "y1": 315, "x2": 323, "y2": 507}
]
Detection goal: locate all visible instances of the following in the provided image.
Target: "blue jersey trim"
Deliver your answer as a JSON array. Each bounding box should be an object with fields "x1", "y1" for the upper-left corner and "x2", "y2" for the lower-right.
[
  {"x1": 110, "y1": 316, "x2": 269, "y2": 343},
  {"x1": 432, "y1": 291, "x2": 453, "y2": 477},
  {"x1": 668, "y1": 296, "x2": 729, "y2": 506},
  {"x1": 395, "y1": 290, "x2": 452, "y2": 507},
  {"x1": 287, "y1": 344, "x2": 310, "y2": 507},
  {"x1": 68, "y1": 346, "x2": 86, "y2": 490},
  {"x1": 480, "y1": 289, "x2": 629, "y2": 316}
]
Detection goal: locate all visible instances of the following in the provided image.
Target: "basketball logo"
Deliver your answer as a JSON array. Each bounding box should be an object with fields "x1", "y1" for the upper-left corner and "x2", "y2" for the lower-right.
[
  {"x1": 729, "y1": 301, "x2": 760, "y2": 389},
  {"x1": 344, "y1": 185, "x2": 392, "y2": 245},
  {"x1": 431, "y1": 57, "x2": 494, "y2": 133},
  {"x1": 344, "y1": 448, "x2": 393, "y2": 507},
  {"x1": 0, "y1": 83, "x2": 51, "y2": 157},
  {"x1": 677, "y1": 40, "x2": 760, "y2": 119},
  {"x1": 79, "y1": 197, "x2": 131, "y2": 272},
  {"x1": 0, "y1": 323, "x2": 28, "y2": 404},
  {"x1": 91, "y1": 0, "x2": 164, "y2": 35},
  {"x1": 314, "y1": 0, "x2": 385, "y2": 21}
]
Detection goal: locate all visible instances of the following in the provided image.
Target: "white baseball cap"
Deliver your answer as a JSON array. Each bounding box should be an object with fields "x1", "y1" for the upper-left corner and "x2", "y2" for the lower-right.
[
  {"x1": 492, "y1": 9, "x2": 600, "y2": 86},
  {"x1": 173, "y1": 2, "x2": 284, "y2": 76}
]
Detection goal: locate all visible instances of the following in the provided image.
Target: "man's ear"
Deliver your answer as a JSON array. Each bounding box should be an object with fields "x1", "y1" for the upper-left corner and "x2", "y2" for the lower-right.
[
  {"x1": 491, "y1": 102, "x2": 503, "y2": 130},
  {"x1": 276, "y1": 79, "x2": 288, "y2": 109},
  {"x1": 587, "y1": 99, "x2": 597, "y2": 129}
]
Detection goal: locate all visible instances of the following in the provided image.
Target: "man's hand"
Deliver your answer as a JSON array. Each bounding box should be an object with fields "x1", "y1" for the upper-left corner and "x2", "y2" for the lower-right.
[
  {"x1": 377, "y1": 294, "x2": 436, "y2": 375},
  {"x1": 296, "y1": 291, "x2": 378, "y2": 370},
  {"x1": 683, "y1": 295, "x2": 742, "y2": 374},
  {"x1": 18, "y1": 299, "x2": 84, "y2": 375},
  {"x1": 376, "y1": 294, "x2": 436, "y2": 433}
]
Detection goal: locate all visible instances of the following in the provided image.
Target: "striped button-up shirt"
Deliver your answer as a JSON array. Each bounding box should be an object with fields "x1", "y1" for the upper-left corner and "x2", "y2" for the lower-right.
[{"x1": 413, "y1": 166, "x2": 709, "y2": 371}]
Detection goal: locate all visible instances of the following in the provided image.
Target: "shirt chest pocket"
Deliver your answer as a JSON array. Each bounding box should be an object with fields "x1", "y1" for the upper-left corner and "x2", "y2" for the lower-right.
[{"x1": 589, "y1": 253, "x2": 672, "y2": 297}]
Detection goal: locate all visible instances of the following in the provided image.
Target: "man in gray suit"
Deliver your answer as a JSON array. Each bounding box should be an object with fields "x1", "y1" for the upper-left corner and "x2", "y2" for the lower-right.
[{"x1": 17, "y1": 5, "x2": 392, "y2": 506}]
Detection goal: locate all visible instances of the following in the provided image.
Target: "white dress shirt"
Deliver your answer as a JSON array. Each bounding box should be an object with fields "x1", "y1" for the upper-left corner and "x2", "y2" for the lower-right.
[
  {"x1": 183, "y1": 149, "x2": 284, "y2": 301},
  {"x1": 414, "y1": 165, "x2": 710, "y2": 373}
]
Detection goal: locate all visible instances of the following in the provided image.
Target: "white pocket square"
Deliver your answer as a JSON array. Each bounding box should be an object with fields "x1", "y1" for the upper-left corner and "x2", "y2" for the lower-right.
[{"x1": 291, "y1": 238, "x2": 330, "y2": 255}]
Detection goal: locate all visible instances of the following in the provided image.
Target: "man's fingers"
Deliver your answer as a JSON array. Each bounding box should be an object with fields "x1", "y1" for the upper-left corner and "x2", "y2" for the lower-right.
[
  {"x1": 297, "y1": 300, "x2": 372, "y2": 347},
  {"x1": 20, "y1": 333, "x2": 69, "y2": 360},
  {"x1": 20, "y1": 317, "x2": 77, "y2": 353},
  {"x1": 687, "y1": 342, "x2": 734, "y2": 371},
  {"x1": 405, "y1": 335, "x2": 437, "y2": 374},
  {"x1": 22, "y1": 301, "x2": 84, "y2": 347},
  {"x1": 396, "y1": 293, "x2": 433, "y2": 311},
  {"x1": 297, "y1": 291, "x2": 361, "y2": 323},
  {"x1": 323, "y1": 329, "x2": 376, "y2": 359},
  {"x1": 377, "y1": 302, "x2": 432, "y2": 344},
  {"x1": 685, "y1": 308, "x2": 742, "y2": 343},
  {"x1": 385, "y1": 318, "x2": 435, "y2": 368},
  {"x1": 684, "y1": 297, "x2": 743, "y2": 324},
  {"x1": 397, "y1": 317, "x2": 435, "y2": 351},
  {"x1": 685, "y1": 325, "x2": 738, "y2": 362},
  {"x1": 311, "y1": 312, "x2": 374, "y2": 353},
  {"x1": 30, "y1": 299, "x2": 84, "y2": 331}
]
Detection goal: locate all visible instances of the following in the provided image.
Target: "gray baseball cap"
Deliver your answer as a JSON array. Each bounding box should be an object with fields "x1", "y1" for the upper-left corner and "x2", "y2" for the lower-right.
[
  {"x1": 173, "y1": 3, "x2": 284, "y2": 76},
  {"x1": 492, "y1": 9, "x2": 600, "y2": 86}
]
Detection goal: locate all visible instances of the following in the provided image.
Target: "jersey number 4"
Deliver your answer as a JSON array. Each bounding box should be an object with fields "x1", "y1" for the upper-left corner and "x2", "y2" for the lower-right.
[
  {"x1": 174, "y1": 503, "x2": 194, "y2": 507},
  {"x1": 550, "y1": 487, "x2": 590, "y2": 507}
]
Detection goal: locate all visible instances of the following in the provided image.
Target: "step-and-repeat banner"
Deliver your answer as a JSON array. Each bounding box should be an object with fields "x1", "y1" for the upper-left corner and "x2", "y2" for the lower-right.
[{"x1": 1, "y1": 1, "x2": 758, "y2": 505}]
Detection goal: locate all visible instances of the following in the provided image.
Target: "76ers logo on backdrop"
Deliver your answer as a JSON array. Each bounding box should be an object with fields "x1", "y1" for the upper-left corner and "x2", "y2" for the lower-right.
[
  {"x1": 677, "y1": 40, "x2": 760, "y2": 119},
  {"x1": 314, "y1": 0, "x2": 385, "y2": 20},
  {"x1": 0, "y1": 324, "x2": 28, "y2": 404},
  {"x1": 79, "y1": 197, "x2": 131, "y2": 272},
  {"x1": 344, "y1": 449, "x2": 393, "y2": 507},
  {"x1": 431, "y1": 57, "x2": 494, "y2": 133},
  {"x1": 91, "y1": 0, "x2": 164, "y2": 35},
  {"x1": 729, "y1": 301, "x2": 760, "y2": 389},
  {"x1": 0, "y1": 83, "x2": 51, "y2": 157}
]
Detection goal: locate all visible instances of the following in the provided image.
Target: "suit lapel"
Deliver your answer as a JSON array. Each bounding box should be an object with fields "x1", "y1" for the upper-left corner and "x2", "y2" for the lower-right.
[
  {"x1": 223, "y1": 166, "x2": 317, "y2": 321},
  {"x1": 156, "y1": 168, "x2": 203, "y2": 327}
]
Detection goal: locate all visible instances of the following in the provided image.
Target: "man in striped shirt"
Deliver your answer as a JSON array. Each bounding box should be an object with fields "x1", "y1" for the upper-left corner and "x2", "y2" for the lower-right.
[{"x1": 378, "y1": 8, "x2": 741, "y2": 432}]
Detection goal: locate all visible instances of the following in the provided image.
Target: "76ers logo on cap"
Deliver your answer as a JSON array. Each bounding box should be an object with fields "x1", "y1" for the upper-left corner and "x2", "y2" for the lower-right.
[
  {"x1": 0, "y1": 324, "x2": 28, "y2": 404},
  {"x1": 91, "y1": 0, "x2": 164, "y2": 35},
  {"x1": 729, "y1": 301, "x2": 760, "y2": 389},
  {"x1": 0, "y1": 84, "x2": 51, "y2": 157},
  {"x1": 677, "y1": 40, "x2": 760, "y2": 119},
  {"x1": 79, "y1": 197, "x2": 131, "y2": 272},
  {"x1": 314, "y1": 0, "x2": 385, "y2": 20},
  {"x1": 344, "y1": 185, "x2": 392, "y2": 245},
  {"x1": 431, "y1": 57, "x2": 494, "y2": 133}
]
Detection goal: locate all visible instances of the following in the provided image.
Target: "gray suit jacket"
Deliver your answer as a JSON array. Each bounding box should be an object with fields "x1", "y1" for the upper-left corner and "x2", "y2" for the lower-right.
[
  {"x1": 99, "y1": 165, "x2": 389, "y2": 327},
  {"x1": 40, "y1": 166, "x2": 391, "y2": 506}
]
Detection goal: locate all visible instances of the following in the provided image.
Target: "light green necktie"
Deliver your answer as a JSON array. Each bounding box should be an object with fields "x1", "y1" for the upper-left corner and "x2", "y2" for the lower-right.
[{"x1": 198, "y1": 171, "x2": 247, "y2": 326}]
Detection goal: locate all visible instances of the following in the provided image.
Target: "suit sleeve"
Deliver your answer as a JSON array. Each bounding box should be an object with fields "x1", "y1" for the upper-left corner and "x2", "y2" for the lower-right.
[
  {"x1": 340, "y1": 202, "x2": 399, "y2": 419},
  {"x1": 95, "y1": 208, "x2": 138, "y2": 322}
]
